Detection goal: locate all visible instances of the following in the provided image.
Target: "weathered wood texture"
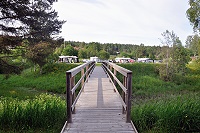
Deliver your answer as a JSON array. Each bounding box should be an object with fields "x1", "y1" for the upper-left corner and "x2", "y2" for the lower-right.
[{"x1": 62, "y1": 66, "x2": 136, "y2": 133}]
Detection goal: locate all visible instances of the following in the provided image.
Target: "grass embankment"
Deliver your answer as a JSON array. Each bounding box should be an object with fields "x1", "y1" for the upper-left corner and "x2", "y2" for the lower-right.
[
  {"x1": 0, "y1": 63, "x2": 78, "y2": 98},
  {"x1": 120, "y1": 63, "x2": 200, "y2": 133},
  {"x1": 0, "y1": 63, "x2": 78, "y2": 132}
]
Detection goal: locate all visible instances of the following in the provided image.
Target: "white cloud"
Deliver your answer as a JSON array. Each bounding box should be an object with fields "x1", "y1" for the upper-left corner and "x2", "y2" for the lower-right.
[{"x1": 53, "y1": 0, "x2": 194, "y2": 46}]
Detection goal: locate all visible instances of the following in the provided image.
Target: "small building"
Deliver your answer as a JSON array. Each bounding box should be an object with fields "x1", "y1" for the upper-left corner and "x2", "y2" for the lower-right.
[
  {"x1": 58, "y1": 56, "x2": 79, "y2": 63},
  {"x1": 115, "y1": 57, "x2": 133, "y2": 63},
  {"x1": 90, "y1": 56, "x2": 100, "y2": 63},
  {"x1": 137, "y1": 58, "x2": 150, "y2": 63}
]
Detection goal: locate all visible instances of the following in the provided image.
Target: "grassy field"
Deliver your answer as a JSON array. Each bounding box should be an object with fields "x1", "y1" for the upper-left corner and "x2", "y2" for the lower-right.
[
  {"x1": 0, "y1": 63, "x2": 79, "y2": 98},
  {"x1": 0, "y1": 63, "x2": 78, "y2": 132},
  {"x1": 0, "y1": 62, "x2": 200, "y2": 132},
  {"x1": 0, "y1": 94, "x2": 66, "y2": 133},
  {"x1": 120, "y1": 63, "x2": 200, "y2": 133}
]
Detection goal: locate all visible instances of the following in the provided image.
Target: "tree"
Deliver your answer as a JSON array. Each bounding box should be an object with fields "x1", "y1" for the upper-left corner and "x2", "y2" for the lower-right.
[
  {"x1": 0, "y1": 35, "x2": 23, "y2": 74},
  {"x1": 186, "y1": 0, "x2": 200, "y2": 31},
  {"x1": 86, "y1": 42, "x2": 101, "y2": 57},
  {"x1": 186, "y1": 34, "x2": 200, "y2": 56},
  {"x1": 0, "y1": 0, "x2": 65, "y2": 74},
  {"x1": 62, "y1": 45, "x2": 78, "y2": 56},
  {"x1": 98, "y1": 50, "x2": 110, "y2": 60},
  {"x1": 78, "y1": 49, "x2": 87, "y2": 59},
  {"x1": 160, "y1": 30, "x2": 175, "y2": 80},
  {"x1": 26, "y1": 42, "x2": 54, "y2": 74},
  {"x1": 172, "y1": 43, "x2": 190, "y2": 75},
  {"x1": 0, "y1": 0, "x2": 65, "y2": 40},
  {"x1": 160, "y1": 30, "x2": 189, "y2": 81}
]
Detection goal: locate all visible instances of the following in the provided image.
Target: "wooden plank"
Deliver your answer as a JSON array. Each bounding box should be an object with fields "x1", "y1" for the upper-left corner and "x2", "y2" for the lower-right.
[{"x1": 62, "y1": 66, "x2": 136, "y2": 133}]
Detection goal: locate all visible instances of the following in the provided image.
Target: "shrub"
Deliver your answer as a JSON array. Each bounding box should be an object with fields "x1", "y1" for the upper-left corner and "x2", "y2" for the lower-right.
[{"x1": 42, "y1": 63, "x2": 78, "y2": 74}]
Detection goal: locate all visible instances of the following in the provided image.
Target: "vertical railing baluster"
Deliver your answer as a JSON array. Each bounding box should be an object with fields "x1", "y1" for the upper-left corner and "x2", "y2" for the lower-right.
[
  {"x1": 126, "y1": 72, "x2": 132, "y2": 123},
  {"x1": 81, "y1": 68, "x2": 84, "y2": 91},
  {"x1": 66, "y1": 72, "x2": 72, "y2": 123},
  {"x1": 72, "y1": 76, "x2": 75, "y2": 114},
  {"x1": 86, "y1": 66, "x2": 89, "y2": 82},
  {"x1": 114, "y1": 69, "x2": 117, "y2": 92},
  {"x1": 122, "y1": 76, "x2": 126, "y2": 114}
]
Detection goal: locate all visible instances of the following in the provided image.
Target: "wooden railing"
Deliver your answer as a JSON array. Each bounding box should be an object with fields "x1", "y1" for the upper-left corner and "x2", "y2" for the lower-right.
[
  {"x1": 102, "y1": 61, "x2": 132, "y2": 123},
  {"x1": 66, "y1": 61, "x2": 95, "y2": 123}
]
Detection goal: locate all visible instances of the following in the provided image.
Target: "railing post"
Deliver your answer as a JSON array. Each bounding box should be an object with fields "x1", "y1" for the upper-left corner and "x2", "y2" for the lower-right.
[
  {"x1": 122, "y1": 76, "x2": 126, "y2": 114},
  {"x1": 86, "y1": 66, "x2": 89, "y2": 82},
  {"x1": 114, "y1": 69, "x2": 117, "y2": 92},
  {"x1": 106, "y1": 62, "x2": 109, "y2": 78},
  {"x1": 81, "y1": 68, "x2": 85, "y2": 91},
  {"x1": 72, "y1": 76, "x2": 76, "y2": 114},
  {"x1": 126, "y1": 72, "x2": 132, "y2": 123},
  {"x1": 66, "y1": 72, "x2": 72, "y2": 123}
]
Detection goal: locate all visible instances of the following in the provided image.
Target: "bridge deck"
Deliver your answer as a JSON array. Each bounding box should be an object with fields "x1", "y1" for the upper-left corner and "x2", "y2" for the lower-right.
[{"x1": 62, "y1": 66, "x2": 136, "y2": 133}]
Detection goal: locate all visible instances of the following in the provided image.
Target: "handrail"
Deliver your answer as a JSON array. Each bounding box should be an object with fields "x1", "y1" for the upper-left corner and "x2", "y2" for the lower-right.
[
  {"x1": 102, "y1": 61, "x2": 132, "y2": 123},
  {"x1": 66, "y1": 61, "x2": 95, "y2": 123},
  {"x1": 102, "y1": 65, "x2": 127, "y2": 109},
  {"x1": 71, "y1": 64, "x2": 95, "y2": 111},
  {"x1": 103, "y1": 66, "x2": 127, "y2": 93}
]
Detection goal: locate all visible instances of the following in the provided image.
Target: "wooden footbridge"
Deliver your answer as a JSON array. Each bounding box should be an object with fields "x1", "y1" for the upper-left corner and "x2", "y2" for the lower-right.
[{"x1": 61, "y1": 61, "x2": 138, "y2": 133}]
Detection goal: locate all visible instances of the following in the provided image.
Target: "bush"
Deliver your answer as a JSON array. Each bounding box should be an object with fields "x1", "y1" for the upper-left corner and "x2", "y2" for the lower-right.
[{"x1": 42, "y1": 63, "x2": 78, "y2": 74}]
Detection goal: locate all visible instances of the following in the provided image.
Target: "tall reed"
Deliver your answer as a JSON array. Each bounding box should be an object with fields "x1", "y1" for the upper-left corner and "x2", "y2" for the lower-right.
[
  {"x1": 0, "y1": 94, "x2": 66, "y2": 132},
  {"x1": 131, "y1": 94, "x2": 200, "y2": 133}
]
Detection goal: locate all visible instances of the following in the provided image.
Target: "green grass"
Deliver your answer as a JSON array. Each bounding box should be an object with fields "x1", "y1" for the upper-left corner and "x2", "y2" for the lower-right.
[
  {"x1": 1, "y1": 62, "x2": 200, "y2": 132},
  {"x1": 119, "y1": 63, "x2": 200, "y2": 133},
  {"x1": 0, "y1": 94, "x2": 66, "y2": 133},
  {"x1": 0, "y1": 63, "x2": 79, "y2": 132},
  {"x1": 119, "y1": 63, "x2": 200, "y2": 96},
  {"x1": 0, "y1": 63, "x2": 79, "y2": 99},
  {"x1": 131, "y1": 93, "x2": 200, "y2": 133}
]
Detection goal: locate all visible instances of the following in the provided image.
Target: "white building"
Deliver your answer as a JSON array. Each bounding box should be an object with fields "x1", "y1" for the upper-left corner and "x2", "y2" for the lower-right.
[
  {"x1": 58, "y1": 56, "x2": 79, "y2": 63},
  {"x1": 115, "y1": 57, "x2": 132, "y2": 63},
  {"x1": 90, "y1": 56, "x2": 100, "y2": 63}
]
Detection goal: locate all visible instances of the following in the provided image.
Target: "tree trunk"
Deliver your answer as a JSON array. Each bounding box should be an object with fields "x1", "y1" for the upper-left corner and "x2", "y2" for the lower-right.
[{"x1": 39, "y1": 66, "x2": 43, "y2": 74}]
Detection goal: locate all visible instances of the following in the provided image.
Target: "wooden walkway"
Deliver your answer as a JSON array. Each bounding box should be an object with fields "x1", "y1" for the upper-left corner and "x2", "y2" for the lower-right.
[{"x1": 62, "y1": 66, "x2": 136, "y2": 133}]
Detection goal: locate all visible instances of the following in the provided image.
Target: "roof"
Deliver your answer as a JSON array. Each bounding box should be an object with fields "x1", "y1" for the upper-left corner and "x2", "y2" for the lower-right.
[{"x1": 59, "y1": 56, "x2": 78, "y2": 58}]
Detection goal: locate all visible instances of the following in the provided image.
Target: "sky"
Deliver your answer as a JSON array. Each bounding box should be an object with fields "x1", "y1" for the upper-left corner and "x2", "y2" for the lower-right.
[{"x1": 53, "y1": 0, "x2": 194, "y2": 46}]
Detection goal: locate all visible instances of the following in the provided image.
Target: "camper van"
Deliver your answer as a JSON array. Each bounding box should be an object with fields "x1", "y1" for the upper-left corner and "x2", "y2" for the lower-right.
[{"x1": 58, "y1": 56, "x2": 79, "y2": 63}]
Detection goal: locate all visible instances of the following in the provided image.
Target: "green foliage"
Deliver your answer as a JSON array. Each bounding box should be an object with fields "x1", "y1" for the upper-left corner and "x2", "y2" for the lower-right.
[
  {"x1": 62, "y1": 45, "x2": 78, "y2": 56},
  {"x1": 1, "y1": 0, "x2": 65, "y2": 42},
  {"x1": 119, "y1": 51, "x2": 131, "y2": 58},
  {"x1": 186, "y1": 34, "x2": 200, "y2": 56},
  {"x1": 0, "y1": 94, "x2": 66, "y2": 132},
  {"x1": 120, "y1": 63, "x2": 200, "y2": 99},
  {"x1": 119, "y1": 63, "x2": 158, "y2": 77},
  {"x1": 26, "y1": 42, "x2": 54, "y2": 70},
  {"x1": 186, "y1": 0, "x2": 200, "y2": 31},
  {"x1": 119, "y1": 63, "x2": 200, "y2": 132},
  {"x1": 0, "y1": 63, "x2": 78, "y2": 95},
  {"x1": 171, "y1": 43, "x2": 190, "y2": 75},
  {"x1": 0, "y1": 0, "x2": 65, "y2": 74},
  {"x1": 78, "y1": 49, "x2": 87, "y2": 59},
  {"x1": 0, "y1": 58, "x2": 23, "y2": 75},
  {"x1": 132, "y1": 94, "x2": 200, "y2": 133},
  {"x1": 159, "y1": 30, "x2": 190, "y2": 81},
  {"x1": 57, "y1": 41, "x2": 170, "y2": 61},
  {"x1": 187, "y1": 58, "x2": 200, "y2": 74},
  {"x1": 98, "y1": 50, "x2": 110, "y2": 60},
  {"x1": 42, "y1": 63, "x2": 78, "y2": 74}
]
